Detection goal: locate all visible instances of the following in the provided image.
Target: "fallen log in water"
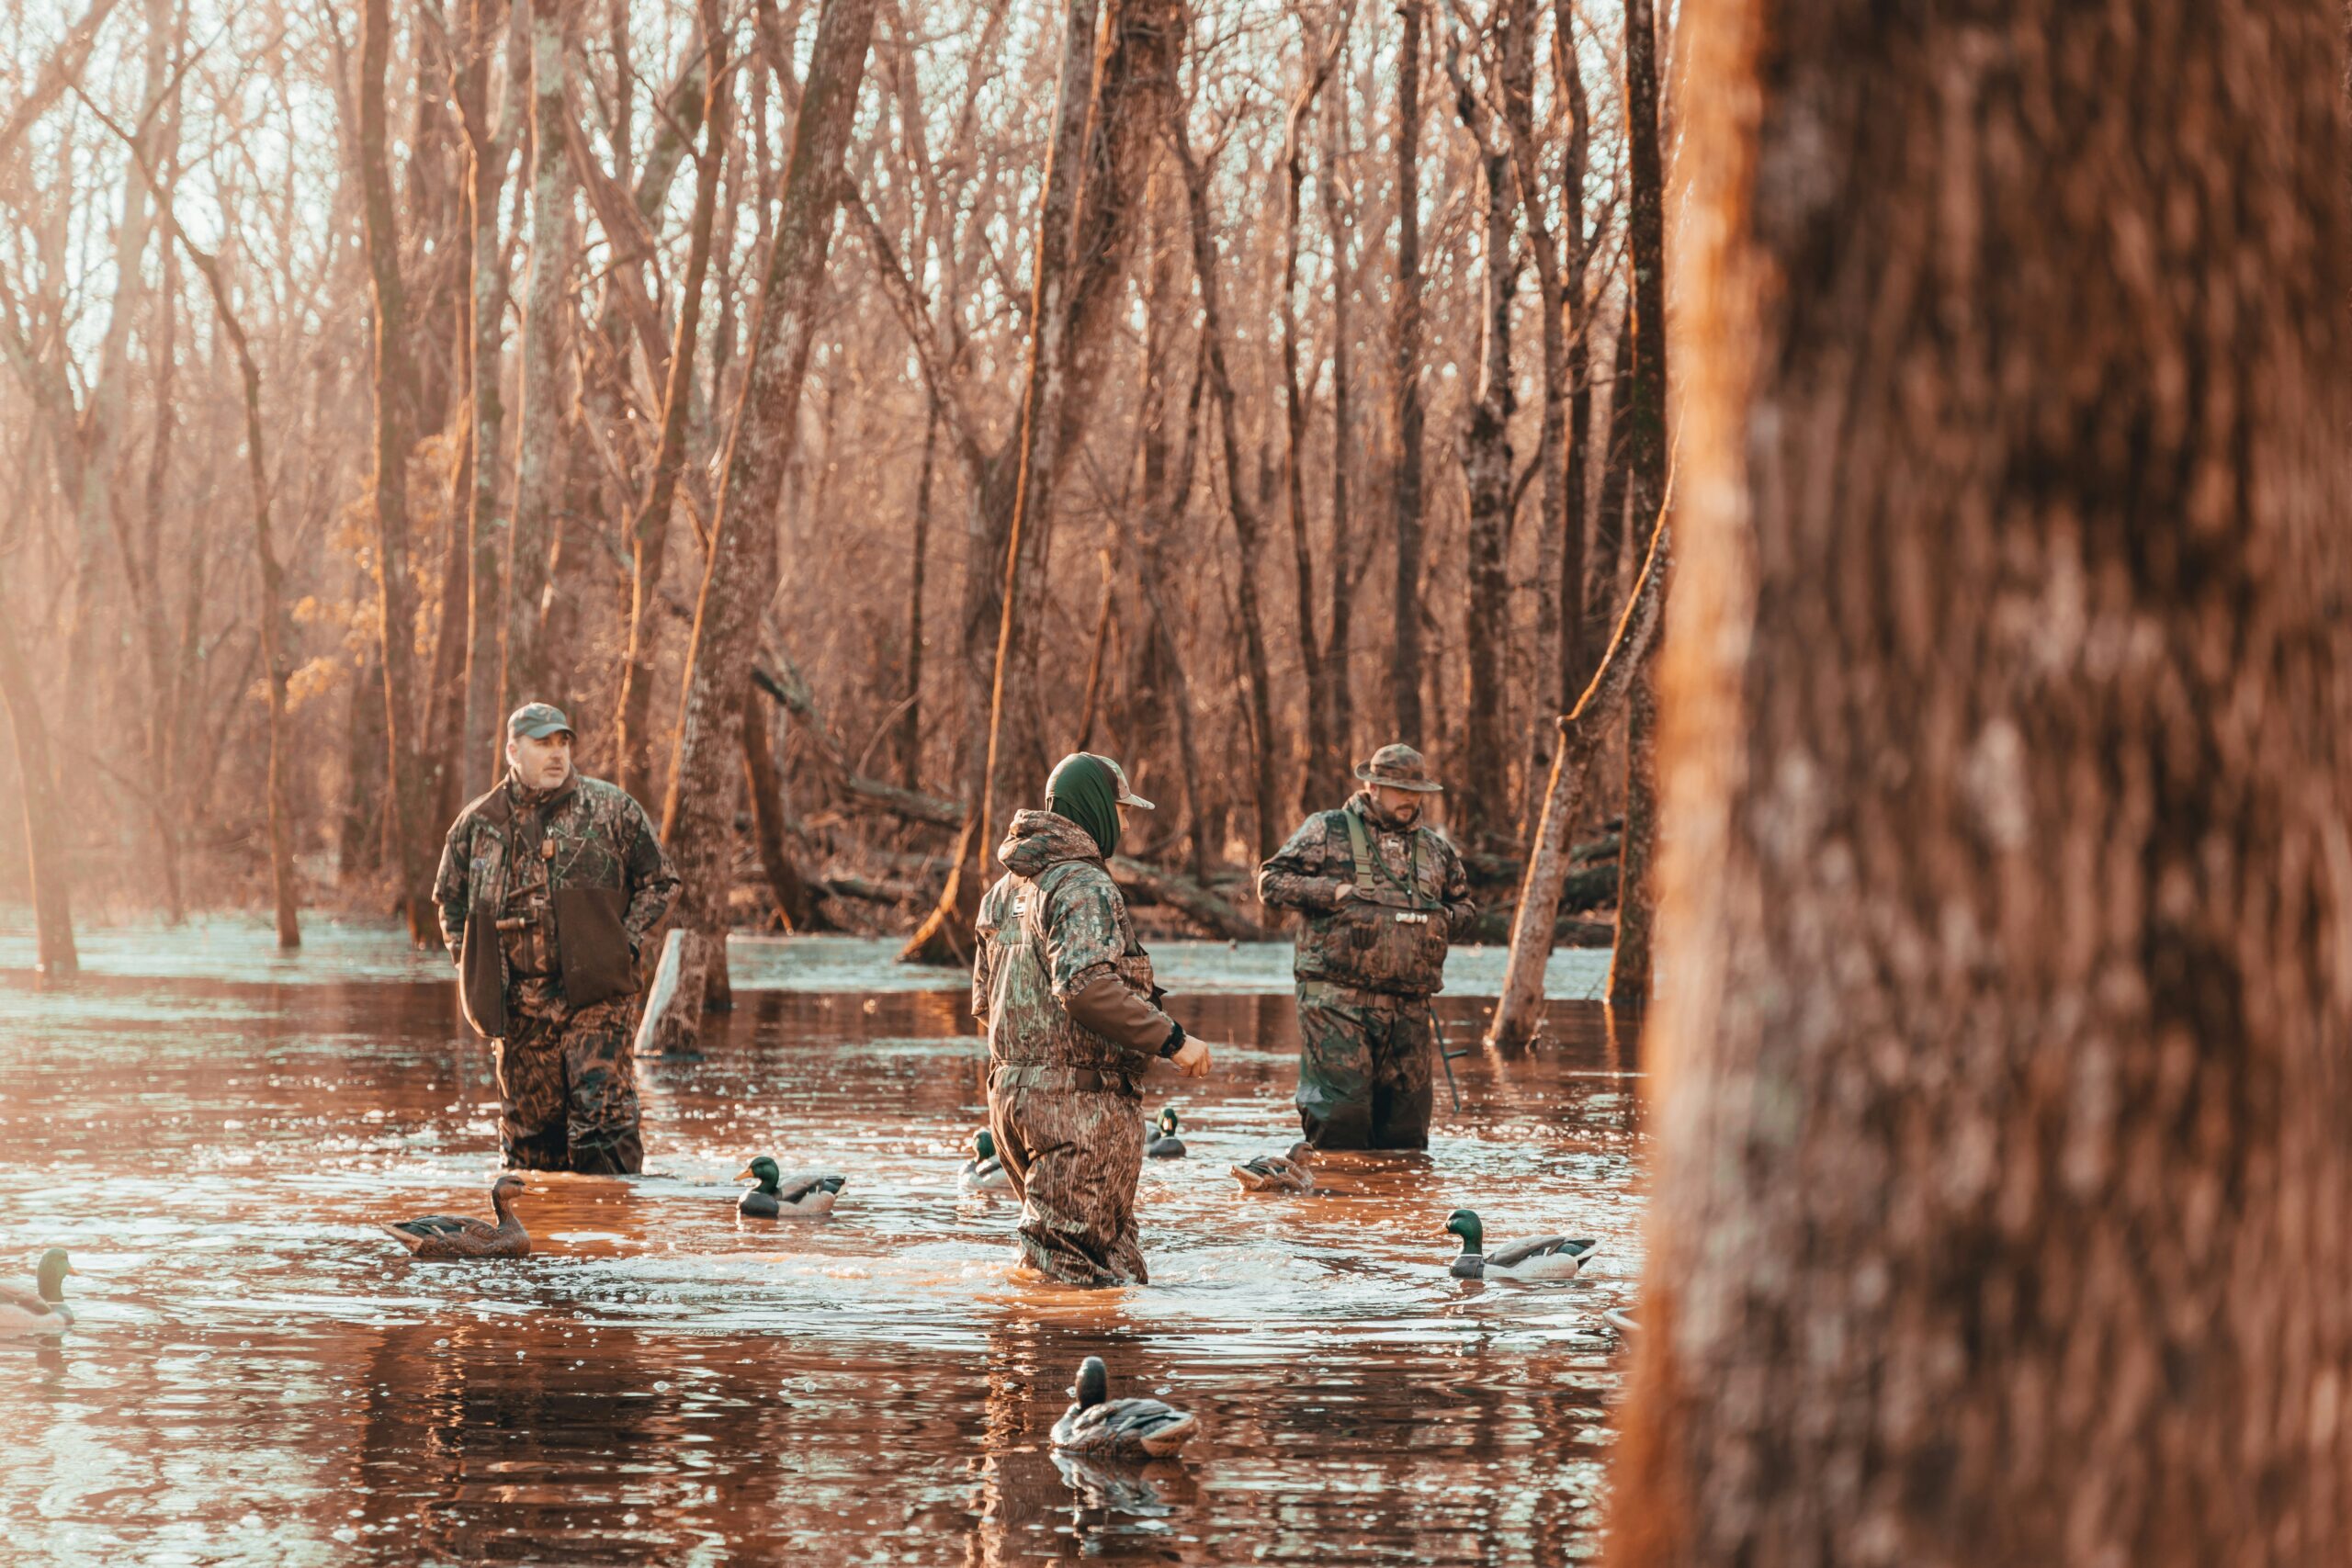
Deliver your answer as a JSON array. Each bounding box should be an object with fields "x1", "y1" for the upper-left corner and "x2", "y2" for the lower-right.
[
  {"x1": 1463, "y1": 908, "x2": 1616, "y2": 948},
  {"x1": 819, "y1": 873, "x2": 926, "y2": 905},
  {"x1": 750, "y1": 664, "x2": 965, "y2": 829},
  {"x1": 1461, "y1": 835, "x2": 1621, "y2": 887},
  {"x1": 1109, "y1": 855, "x2": 1272, "y2": 941}
]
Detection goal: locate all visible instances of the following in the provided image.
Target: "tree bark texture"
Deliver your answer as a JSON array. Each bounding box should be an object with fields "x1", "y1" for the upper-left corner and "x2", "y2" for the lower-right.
[
  {"x1": 1283, "y1": 16, "x2": 1344, "y2": 816},
  {"x1": 459, "y1": 0, "x2": 527, "y2": 803},
  {"x1": 357, "y1": 0, "x2": 437, "y2": 943},
  {"x1": 657, "y1": 0, "x2": 876, "y2": 1029},
  {"x1": 1443, "y1": 19, "x2": 1517, "y2": 848},
  {"x1": 503, "y1": 0, "x2": 579, "y2": 717},
  {"x1": 1386, "y1": 0, "x2": 1427, "y2": 746},
  {"x1": 0, "y1": 588, "x2": 77, "y2": 979},
  {"x1": 1604, "y1": 656, "x2": 1655, "y2": 1004},
  {"x1": 1611, "y1": 6, "x2": 2352, "y2": 1565},
  {"x1": 617, "y1": 0, "x2": 731, "y2": 807}
]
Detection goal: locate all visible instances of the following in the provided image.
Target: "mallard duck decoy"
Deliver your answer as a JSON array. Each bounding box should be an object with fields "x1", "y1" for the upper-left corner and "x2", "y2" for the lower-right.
[
  {"x1": 1144, "y1": 1108, "x2": 1186, "y2": 1158},
  {"x1": 0, "y1": 1248, "x2": 77, "y2": 1334},
  {"x1": 385, "y1": 1174, "x2": 532, "y2": 1260},
  {"x1": 1444, "y1": 1209, "x2": 1596, "y2": 1281},
  {"x1": 1228, "y1": 1142, "x2": 1316, "y2": 1193},
  {"x1": 959, "y1": 1129, "x2": 1012, "y2": 1191},
  {"x1": 736, "y1": 1156, "x2": 846, "y2": 1217},
  {"x1": 1049, "y1": 1355, "x2": 1197, "y2": 1459}
]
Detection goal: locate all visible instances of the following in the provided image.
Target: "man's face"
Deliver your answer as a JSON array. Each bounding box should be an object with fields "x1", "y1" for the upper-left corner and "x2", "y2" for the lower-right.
[
  {"x1": 1372, "y1": 784, "x2": 1423, "y2": 825},
  {"x1": 507, "y1": 729, "x2": 574, "y2": 790}
]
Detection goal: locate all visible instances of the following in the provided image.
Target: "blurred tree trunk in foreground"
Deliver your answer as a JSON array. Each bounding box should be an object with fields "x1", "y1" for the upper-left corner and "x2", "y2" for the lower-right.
[{"x1": 1612, "y1": 4, "x2": 2352, "y2": 1564}]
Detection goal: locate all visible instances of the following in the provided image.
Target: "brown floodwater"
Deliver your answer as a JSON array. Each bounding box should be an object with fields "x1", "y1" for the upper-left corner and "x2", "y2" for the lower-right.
[{"x1": 0, "y1": 923, "x2": 1644, "y2": 1566}]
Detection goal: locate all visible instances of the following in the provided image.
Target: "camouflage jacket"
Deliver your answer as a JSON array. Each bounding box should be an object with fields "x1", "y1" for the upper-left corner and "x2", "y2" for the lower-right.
[
  {"x1": 435, "y1": 771, "x2": 679, "y2": 1038},
  {"x1": 972, "y1": 810, "x2": 1164, "y2": 1086},
  {"x1": 1257, "y1": 793, "x2": 1476, "y2": 996}
]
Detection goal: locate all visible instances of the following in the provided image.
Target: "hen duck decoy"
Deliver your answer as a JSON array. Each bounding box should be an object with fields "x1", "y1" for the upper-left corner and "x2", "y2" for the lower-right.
[
  {"x1": 737, "y1": 1156, "x2": 846, "y2": 1217},
  {"x1": 1229, "y1": 1143, "x2": 1316, "y2": 1193},
  {"x1": 385, "y1": 1174, "x2": 532, "y2": 1260},
  {"x1": 1144, "y1": 1108, "x2": 1186, "y2": 1159},
  {"x1": 1049, "y1": 1355, "x2": 1197, "y2": 1459},
  {"x1": 0, "y1": 1248, "x2": 77, "y2": 1334},
  {"x1": 1444, "y1": 1209, "x2": 1596, "y2": 1281},
  {"x1": 959, "y1": 1130, "x2": 1012, "y2": 1192}
]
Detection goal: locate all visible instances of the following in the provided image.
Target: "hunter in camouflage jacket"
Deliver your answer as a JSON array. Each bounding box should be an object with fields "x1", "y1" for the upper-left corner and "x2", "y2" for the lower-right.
[
  {"x1": 972, "y1": 807, "x2": 1184, "y2": 1285},
  {"x1": 435, "y1": 771, "x2": 679, "y2": 1039},
  {"x1": 1257, "y1": 792, "x2": 1477, "y2": 997}
]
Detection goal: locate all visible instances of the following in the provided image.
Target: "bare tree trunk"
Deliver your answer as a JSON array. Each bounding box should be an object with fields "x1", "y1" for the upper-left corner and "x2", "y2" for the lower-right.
[
  {"x1": 1282, "y1": 17, "x2": 1344, "y2": 814},
  {"x1": 894, "y1": 398, "x2": 935, "y2": 788},
  {"x1": 102, "y1": 99, "x2": 304, "y2": 949},
  {"x1": 459, "y1": 0, "x2": 526, "y2": 802},
  {"x1": 1442, "y1": 17, "x2": 1517, "y2": 848},
  {"x1": 0, "y1": 589, "x2": 77, "y2": 979},
  {"x1": 1583, "y1": 305, "x2": 1635, "y2": 656},
  {"x1": 617, "y1": 0, "x2": 732, "y2": 806},
  {"x1": 740, "y1": 681, "x2": 826, "y2": 931},
  {"x1": 969, "y1": 0, "x2": 1098, "y2": 894},
  {"x1": 1318, "y1": 67, "x2": 1357, "y2": 791},
  {"x1": 907, "y1": 0, "x2": 1179, "y2": 962},
  {"x1": 1553, "y1": 0, "x2": 1595, "y2": 705},
  {"x1": 1614, "y1": 6, "x2": 2352, "y2": 1562},
  {"x1": 1502, "y1": 0, "x2": 1573, "y2": 840},
  {"x1": 1484, "y1": 513, "x2": 1668, "y2": 1050},
  {"x1": 652, "y1": 0, "x2": 876, "y2": 1046},
  {"x1": 503, "y1": 0, "x2": 578, "y2": 716},
  {"x1": 1607, "y1": 0, "x2": 1668, "y2": 1001},
  {"x1": 1387, "y1": 0, "x2": 1428, "y2": 745},
  {"x1": 357, "y1": 0, "x2": 437, "y2": 943},
  {"x1": 1171, "y1": 118, "x2": 1283, "y2": 862},
  {"x1": 1604, "y1": 658, "x2": 1655, "y2": 1003}
]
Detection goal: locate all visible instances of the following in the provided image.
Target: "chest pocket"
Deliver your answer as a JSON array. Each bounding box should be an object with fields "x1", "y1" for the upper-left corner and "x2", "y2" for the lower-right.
[{"x1": 1334, "y1": 813, "x2": 1450, "y2": 990}]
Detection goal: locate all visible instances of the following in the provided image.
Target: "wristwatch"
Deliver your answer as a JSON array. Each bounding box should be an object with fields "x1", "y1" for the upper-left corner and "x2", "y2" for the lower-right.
[{"x1": 1158, "y1": 1021, "x2": 1187, "y2": 1059}]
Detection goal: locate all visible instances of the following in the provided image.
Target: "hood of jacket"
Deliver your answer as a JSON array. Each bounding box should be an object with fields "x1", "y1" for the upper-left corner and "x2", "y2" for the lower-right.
[{"x1": 998, "y1": 808, "x2": 1105, "y2": 879}]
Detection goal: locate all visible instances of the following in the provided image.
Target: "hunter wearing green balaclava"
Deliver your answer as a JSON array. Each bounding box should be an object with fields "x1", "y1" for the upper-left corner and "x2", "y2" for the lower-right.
[{"x1": 1046, "y1": 752, "x2": 1124, "y2": 857}]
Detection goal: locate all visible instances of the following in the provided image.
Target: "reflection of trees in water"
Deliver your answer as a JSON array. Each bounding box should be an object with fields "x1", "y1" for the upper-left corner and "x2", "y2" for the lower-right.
[{"x1": 346, "y1": 1316, "x2": 711, "y2": 1562}]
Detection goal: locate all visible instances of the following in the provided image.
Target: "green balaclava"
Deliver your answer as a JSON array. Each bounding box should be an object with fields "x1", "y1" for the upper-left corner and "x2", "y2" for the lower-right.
[{"x1": 1046, "y1": 752, "x2": 1121, "y2": 858}]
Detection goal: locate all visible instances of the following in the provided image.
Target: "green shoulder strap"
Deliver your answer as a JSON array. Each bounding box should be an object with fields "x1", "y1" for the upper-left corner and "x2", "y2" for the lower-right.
[{"x1": 1342, "y1": 810, "x2": 1429, "y2": 907}]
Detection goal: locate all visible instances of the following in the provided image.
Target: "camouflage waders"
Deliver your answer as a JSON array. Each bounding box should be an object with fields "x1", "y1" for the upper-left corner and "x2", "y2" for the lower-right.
[
  {"x1": 436, "y1": 766, "x2": 677, "y2": 1176},
  {"x1": 1258, "y1": 784, "x2": 1476, "y2": 1152},
  {"x1": 989, "y1": 1066, "x2": 1148, "y2": 1286},
  {"x1": 1294, "y1": 981, "x2": 1437, "y2": 1150},
  {"x1": 495, "y1": 994, "x2": 645, "y2": 1174},
  {"x1": 972, "y1": 809, "x2": 1182, "y2": 1288}
]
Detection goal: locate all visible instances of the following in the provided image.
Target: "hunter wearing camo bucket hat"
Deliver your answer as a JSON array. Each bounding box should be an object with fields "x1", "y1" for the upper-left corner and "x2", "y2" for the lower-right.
[{"x1": 1257, "y1": 743, "x2": 1476, "y2": 1150}]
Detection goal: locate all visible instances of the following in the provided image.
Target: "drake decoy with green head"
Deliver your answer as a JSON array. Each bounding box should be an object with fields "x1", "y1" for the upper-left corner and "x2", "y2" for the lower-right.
[
  {"x1": 1049, "y1": 1355, "x2": 1197, "y2": 1459},
  {"x1": 1229, "y1": 1143, "x2": 1316, "y2": 1193},
  {"x1": 737, "y1": 1156, "x2": 846, "y2": 1217},
  {"x1": 0, "y1": 1248, "x2": 78, "y2": 1334},
  {"x1": 959, "y1": 1129, "x2": 1012, "y2": 1191},
  {"x1": 385, "y1": 1174, "x2": 532, "y2": 1260},
  {"x1": 1444, "y1": 1209, "x2": 1595, "y2": 1281},
  {"x1": 1145, "y1": 1108, "x2": 1186, "y2": 1158}
]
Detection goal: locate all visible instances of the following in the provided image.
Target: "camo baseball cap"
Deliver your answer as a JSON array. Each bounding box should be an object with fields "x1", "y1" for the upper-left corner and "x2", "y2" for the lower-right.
[
  {"x1": 506, "y1": 702, "x2": 574, "y2": 740},
  {"x1": 1097, "y1": 754, "x2": 1154, "y2": 810}
]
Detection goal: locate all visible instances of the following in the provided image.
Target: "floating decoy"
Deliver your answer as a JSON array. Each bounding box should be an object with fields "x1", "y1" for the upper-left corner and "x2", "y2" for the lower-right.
[
  {"x1": 1049, "y1": 1355, "x2": 1197, "y2": 1459},
  {"x1": 958, "y1": 1129, "x2": 1012, "y2": 1191},
  {"x1": 0, "y1": 1248, "x2": 77, "y2": 1334},
  {"x1": 1144, "y1": 1108, "x2": 1186, "y2": 1159},
  {"x1": 737, "y1": 1156, "x2": 846, "y2": 1217},
  {"x1": 1228, "y1": 1143, "x2": 1316, "y2": 1193},
  {"x1": 1443, "y1": 1209, "x2": 1596, "y2": 1281},
  {"x1": 385, "y1": 1174, "x2": 532, "y2": 1260}
]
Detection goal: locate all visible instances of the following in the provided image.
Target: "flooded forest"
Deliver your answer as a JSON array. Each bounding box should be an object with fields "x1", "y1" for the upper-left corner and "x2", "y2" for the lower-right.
[{"x1": 6, "y1": 0, "x2": 2351, "y2": 1565}]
